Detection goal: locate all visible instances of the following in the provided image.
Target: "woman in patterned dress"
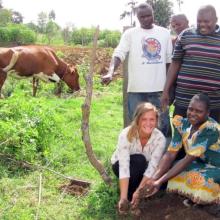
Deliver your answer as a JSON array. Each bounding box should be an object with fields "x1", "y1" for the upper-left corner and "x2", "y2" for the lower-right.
[
  {"x1": 111, "y1": 102, "x2": 166, "y2": 214},
  {"x1": 145, "y1": 93, "x2": 220, "y2": 206}
]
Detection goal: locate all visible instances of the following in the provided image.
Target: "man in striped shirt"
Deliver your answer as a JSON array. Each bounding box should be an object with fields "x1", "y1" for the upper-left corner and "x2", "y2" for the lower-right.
[{"x1": 161, "y1": 5, "x2": 220, "y2": 122}]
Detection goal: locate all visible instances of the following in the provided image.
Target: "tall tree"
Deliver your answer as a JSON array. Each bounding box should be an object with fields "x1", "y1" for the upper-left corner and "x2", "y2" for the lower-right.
[
  {"x1": 120, "y1": 0, "x2": 137, "y2": 26},
  {"x1": 26, "y1": 22, "x2": 39, "y2": 32},
  {"x1": 37, "y1": 11, "x2": 47, "y2": 33},
  {"x1": 62, "y1": 22, "x2": 75, "y2": 44},
  {"x1": 49, "y1": 10, "x2": 56, "y2": 21},
  {"x1": 0, "y1": 8, "x2": 12, "y2": 26},
  {"x1": 12, "y1": 11, "x2": 23, "y2": 24},
  {"x1": 0, "y1": 0, "x2": 3, "y2": 9},
  {"x1": 176, "y1": 0, "x2": 183, "y2": 11},
  {"x1": 45, "y1": 20, "x2": 59, "y2": 44},
  {"x1": 146, "y1": 0, "x2": 173, "y2": 27}
]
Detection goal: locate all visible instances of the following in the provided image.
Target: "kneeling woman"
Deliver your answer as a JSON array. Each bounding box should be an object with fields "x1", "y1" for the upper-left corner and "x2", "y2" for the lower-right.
[
  {"x1": 111, "y1": 102, "x2": 166, "y2": 213},
  {"x1": 146, "y1": 93, "x2": 220, "y2": 205}
]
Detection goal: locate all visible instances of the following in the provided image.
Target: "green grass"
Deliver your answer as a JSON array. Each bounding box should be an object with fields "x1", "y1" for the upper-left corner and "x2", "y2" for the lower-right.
[{"x1": 0, "y1": 71, "x2": 123, "y2": 219}]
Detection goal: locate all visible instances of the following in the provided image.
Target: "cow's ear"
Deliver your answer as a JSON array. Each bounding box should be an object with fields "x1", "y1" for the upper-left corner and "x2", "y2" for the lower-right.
[{"x1": 70, "y1": 66, "x2": 77, "y2": 74}]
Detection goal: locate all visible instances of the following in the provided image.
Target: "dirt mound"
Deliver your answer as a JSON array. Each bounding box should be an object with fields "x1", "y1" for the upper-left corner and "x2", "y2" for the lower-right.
[
  {"x1": 120, "y1": 193, "x2": 219, "y2": 220},
  {"x1": 51, "y1": 46, "x2": 119, "y2": 76},
  {"x1": 140, "y1": 193, "x2": 218, "y2": 220},
  {"x1": 59, "y1": 179, "x2": 90, "y2": 196}
]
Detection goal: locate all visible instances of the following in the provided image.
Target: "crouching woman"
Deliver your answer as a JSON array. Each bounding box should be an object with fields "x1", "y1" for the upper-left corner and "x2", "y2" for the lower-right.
[
  {"x1": 146, "y1": 93, "x2": 220, "y2": 208},
  {"x1": 111, "y1": 102, "x2": 166, "y2": 214}
]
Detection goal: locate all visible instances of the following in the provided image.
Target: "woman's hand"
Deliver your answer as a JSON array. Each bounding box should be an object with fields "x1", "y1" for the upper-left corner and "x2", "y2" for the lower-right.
[
  {"x1": 118, "y1": 198, "x2": 130, "y2": 215},
  {"x1": 131, "y1": 189, "x2": 140, "y2": 208}
]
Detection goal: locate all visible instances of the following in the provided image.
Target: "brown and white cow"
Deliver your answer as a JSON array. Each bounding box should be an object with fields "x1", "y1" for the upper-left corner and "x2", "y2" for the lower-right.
[{"x1": 0, "y1": 45, "x2": 80, "y2": 97}]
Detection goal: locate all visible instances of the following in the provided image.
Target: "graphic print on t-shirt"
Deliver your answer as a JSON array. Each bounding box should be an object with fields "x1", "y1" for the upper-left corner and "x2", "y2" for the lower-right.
[{"x1": 142, "y1": 37, "x2": 161, "y2": 64}]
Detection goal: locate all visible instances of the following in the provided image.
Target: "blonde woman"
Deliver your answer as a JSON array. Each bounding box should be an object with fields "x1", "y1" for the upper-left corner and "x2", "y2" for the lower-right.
[{"x1": 111, "y1": 102, "x2": 166, "y2": 214}]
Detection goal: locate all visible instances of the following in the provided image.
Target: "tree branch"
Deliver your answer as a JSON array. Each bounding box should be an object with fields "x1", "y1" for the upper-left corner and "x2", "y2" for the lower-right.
[{"x1": 81, "y1": 26, "x2": 112, "y2": 185}]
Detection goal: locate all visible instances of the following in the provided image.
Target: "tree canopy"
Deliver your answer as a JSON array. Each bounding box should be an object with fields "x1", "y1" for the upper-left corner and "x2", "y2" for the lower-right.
[
  {"x1": 121, "y1": 0, "x2": 174, "y2": 28},
  {"x1": 147, "y1": 0, "x2": 173, "y2": 27}
]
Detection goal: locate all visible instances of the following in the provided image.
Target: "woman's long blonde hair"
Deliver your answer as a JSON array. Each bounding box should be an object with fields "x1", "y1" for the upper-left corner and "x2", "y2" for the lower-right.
[{"x1": 127, "y1": 102, "x2": 158, "y2": 142}]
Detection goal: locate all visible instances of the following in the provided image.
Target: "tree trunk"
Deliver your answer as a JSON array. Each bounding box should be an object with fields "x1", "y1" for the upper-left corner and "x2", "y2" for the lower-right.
[{"x1": 81, "y1": 26, "x2": 112, "y2": 185}]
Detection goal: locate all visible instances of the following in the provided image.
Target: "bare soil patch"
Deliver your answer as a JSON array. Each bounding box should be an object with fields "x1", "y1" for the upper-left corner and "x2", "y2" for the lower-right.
[
  {"x1": 59, "y1": 179, "x2": 90, "y2": 196},
  {"x1": 139, "y1": 193, "x2": 218, "y2": 220},
  {"x1": 118, "y1": 193, "x2": 219, "y2": 220}
]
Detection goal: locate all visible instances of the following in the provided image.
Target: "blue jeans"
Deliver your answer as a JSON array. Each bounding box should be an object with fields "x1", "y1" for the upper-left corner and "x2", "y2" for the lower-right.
[{"x1": 127, "y1": 92, "x2": 170, "y2": 136}]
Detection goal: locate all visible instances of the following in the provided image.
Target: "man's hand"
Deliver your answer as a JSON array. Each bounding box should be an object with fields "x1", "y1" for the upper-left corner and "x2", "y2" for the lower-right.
[
  {"x1": 130, "y1": 178, "x2": 155, "y2": 208},
  {"x1": 144, "y1": 180, "x2": 162, "y2": 197},
  {"x1": 101, "y1": 73, "x2": 112, "y2": 85},
  {"x1": 161, "y1": 91, "x2": 170, "y2": 112}
]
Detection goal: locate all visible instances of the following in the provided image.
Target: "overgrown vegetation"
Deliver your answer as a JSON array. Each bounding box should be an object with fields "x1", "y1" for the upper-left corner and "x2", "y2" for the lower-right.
[
  {"x1": 0, "y1": 0, "x2": 178, "y2": 46},
  {"x1": 0, "y1": 1, "x2": 121, "y2": 47},
  {"x1": 0, "y1": 24, "x2": 36, "y2": 44},
  {"x1": 0, "y1": 63, "x2": 124, "y2": 219}
]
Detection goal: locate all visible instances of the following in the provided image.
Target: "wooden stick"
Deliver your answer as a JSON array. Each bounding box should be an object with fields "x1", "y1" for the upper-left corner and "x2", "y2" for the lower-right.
[
  {"x1": 0, "y1": 153, "x2": 90, "y2": 187},
  {"x1": 35, "y1": 173, "x2": 42, "y2": 220},
  {"x1": 81, "y1": 26, "x2": 112, "y2": 185}
]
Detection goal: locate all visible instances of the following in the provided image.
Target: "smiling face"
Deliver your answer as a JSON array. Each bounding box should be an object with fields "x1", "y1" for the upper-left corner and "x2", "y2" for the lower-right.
[
  {"x1": 187, "y1": 100, "x2": 209, "y2": 128},
  {"x1": 138, "y1": 110, "x2": 157, "y2": 137},
  {"x1": 197, "y1": 7, "x2": 217, "y2": 35}
]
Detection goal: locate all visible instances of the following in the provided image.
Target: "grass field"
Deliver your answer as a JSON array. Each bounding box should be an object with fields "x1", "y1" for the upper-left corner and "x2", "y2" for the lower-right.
[{"x1": 0, "y1": 70, "x2": 124, "y2": 219}]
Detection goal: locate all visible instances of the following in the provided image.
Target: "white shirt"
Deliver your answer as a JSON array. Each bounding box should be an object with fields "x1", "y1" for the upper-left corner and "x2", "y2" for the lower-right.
[
  {"x1": 113, "y1": 25, "x2": 172, "y2": 92},
  {"x1": 111, "y1": 126, "x2": 166, "y2": 179}
]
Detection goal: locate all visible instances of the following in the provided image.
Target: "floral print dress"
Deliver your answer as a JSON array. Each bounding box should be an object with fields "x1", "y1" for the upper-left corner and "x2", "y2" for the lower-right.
[{"x1": 167, "y1": 115, "x2": 220, "y2": 204}]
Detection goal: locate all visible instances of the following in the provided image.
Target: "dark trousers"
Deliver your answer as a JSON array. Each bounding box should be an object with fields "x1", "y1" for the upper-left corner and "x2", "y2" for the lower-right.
[{"x1": 112, "y1": 154, "x2": 148, "y2": 201}]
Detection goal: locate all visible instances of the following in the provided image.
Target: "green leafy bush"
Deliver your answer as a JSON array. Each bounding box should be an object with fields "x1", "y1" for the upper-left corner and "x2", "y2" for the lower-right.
[
  {"x1": 0, "y1": 26, "x2": 10, "y2": 41},
  {"x1": 0, "y1": 97, "x2": 60, "y2": 162},
  {"x1": 0, "y1": 24, "x2": 36, "y2": 45},
  {"x1": 81, "y1": 181, "x2": 119, "y2": 219},
  {"x1": 8, "y1": 24, "x2": 36, "y2": 44}
]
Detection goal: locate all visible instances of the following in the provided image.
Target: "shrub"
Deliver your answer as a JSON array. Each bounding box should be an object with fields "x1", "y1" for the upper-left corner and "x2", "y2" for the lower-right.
[
  {"x1": 1, "y1": 24, "x2": 36, "y2": 45},
  {"x1": 0, "y1": 97, "x2": 61, "y2": 162},
  {"x1": 0, "y1": 27, "x2": 10, "y2": 41},
  {"x1": 81, "y1": 181, "x2": 118, "y2": 219},
  {"x1": 9, "y1": 24, "x2": 36, "y2": 44}
]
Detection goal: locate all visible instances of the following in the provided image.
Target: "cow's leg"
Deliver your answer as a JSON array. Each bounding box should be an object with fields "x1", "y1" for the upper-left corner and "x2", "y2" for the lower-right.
[
  {"x1": 0, "y1": 71, "x2": 7, "y2": 98},
  {"x1": 33, "y1": 77, "x2": 39, "y2": 97}
]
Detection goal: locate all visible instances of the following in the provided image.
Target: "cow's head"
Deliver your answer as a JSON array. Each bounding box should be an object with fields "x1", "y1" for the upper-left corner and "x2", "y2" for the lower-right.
[{"x1": 63, "y1": 65, "x2": 80, "y2": 91}]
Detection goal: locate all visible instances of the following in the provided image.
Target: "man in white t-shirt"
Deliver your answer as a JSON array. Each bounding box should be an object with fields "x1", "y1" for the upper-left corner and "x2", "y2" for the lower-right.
[{"x1": 102, "y1": 3, "x2": 172, "y2": 136}]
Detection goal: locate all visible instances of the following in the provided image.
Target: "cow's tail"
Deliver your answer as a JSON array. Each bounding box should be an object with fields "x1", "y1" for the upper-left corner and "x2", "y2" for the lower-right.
[{"x1": 3, "y1": 49, "x2": 19, "y2": 72}]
